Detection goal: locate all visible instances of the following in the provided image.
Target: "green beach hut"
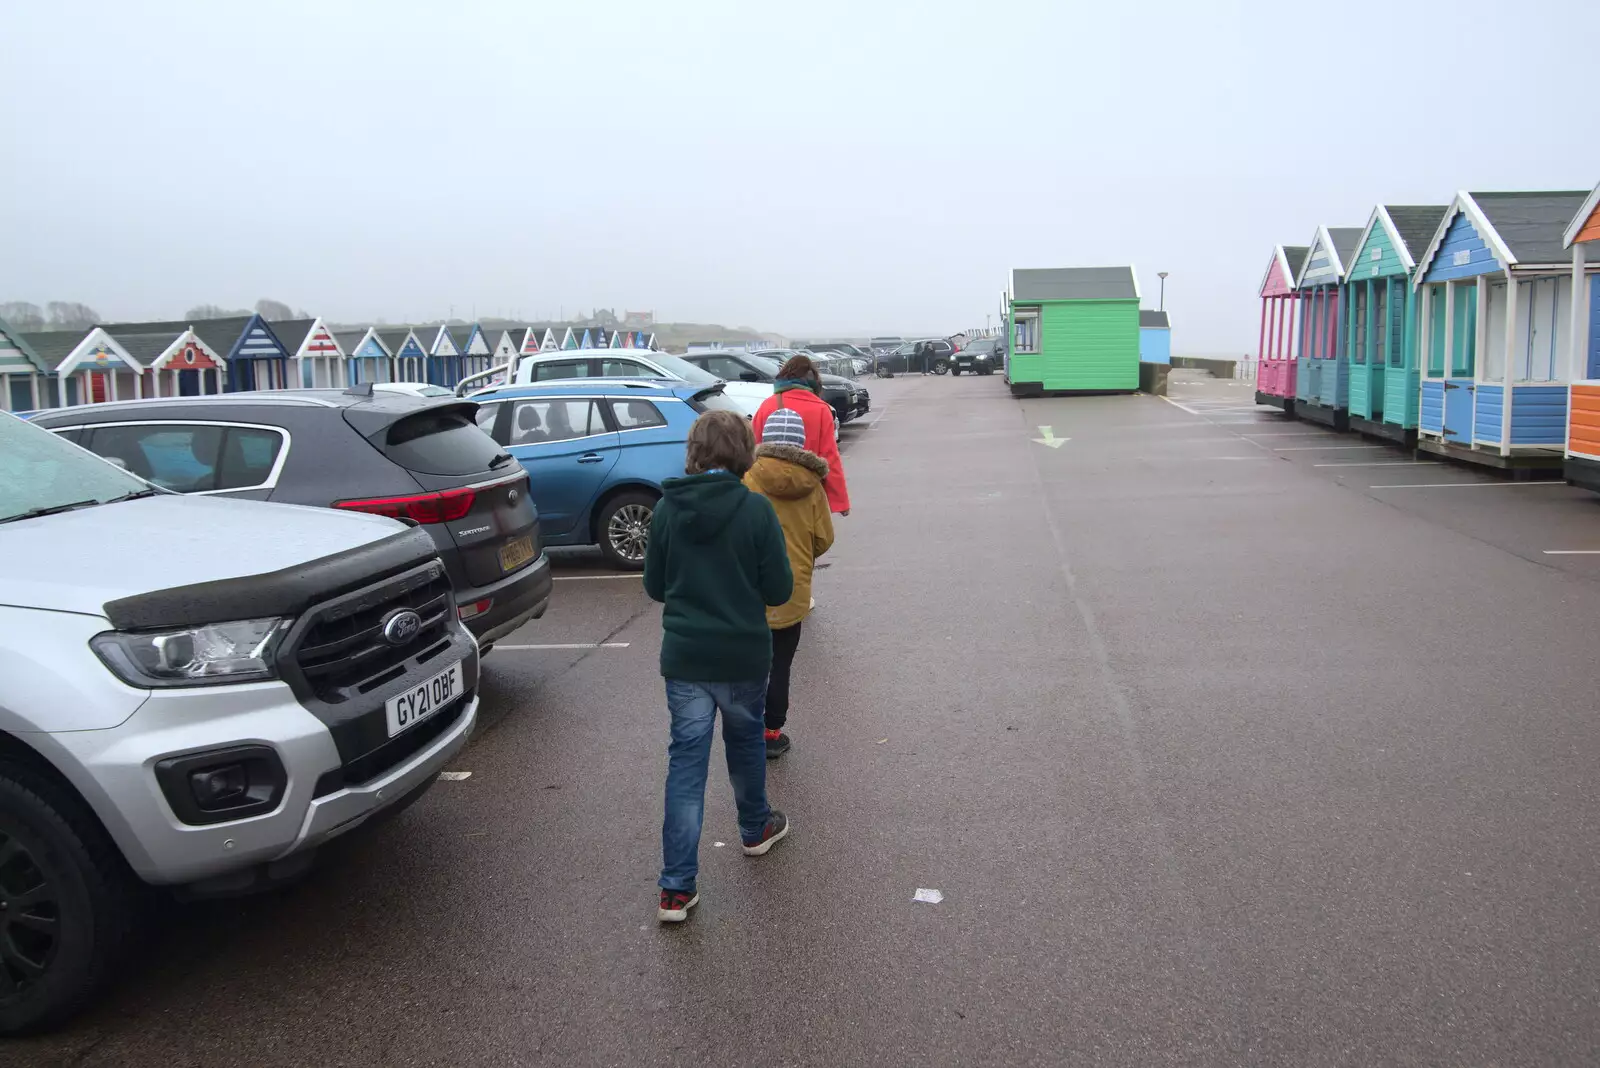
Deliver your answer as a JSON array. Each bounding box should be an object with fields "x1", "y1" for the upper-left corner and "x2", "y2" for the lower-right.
[{"x1": 1005, "y1": 266, "x2": 1141, "y2": 396}]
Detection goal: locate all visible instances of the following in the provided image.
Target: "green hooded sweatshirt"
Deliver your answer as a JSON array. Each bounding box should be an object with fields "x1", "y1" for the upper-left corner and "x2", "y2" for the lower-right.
[{"x1": 643, "y1": 472, "x2": 793, "y2": 681}]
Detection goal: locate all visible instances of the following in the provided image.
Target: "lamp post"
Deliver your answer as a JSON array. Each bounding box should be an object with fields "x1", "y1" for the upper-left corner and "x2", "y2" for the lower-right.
[{"x1": 1157, "y1": 272, "x2": 1169, "y2": 312}]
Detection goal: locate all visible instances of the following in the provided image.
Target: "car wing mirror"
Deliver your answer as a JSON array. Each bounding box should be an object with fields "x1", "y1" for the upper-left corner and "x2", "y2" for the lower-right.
[{"x1": 739, "y1": 371, "x2": 763, "y2": 382}]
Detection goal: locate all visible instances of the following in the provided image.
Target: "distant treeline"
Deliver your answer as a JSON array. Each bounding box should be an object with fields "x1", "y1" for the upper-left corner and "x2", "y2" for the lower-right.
[{"x1": 1, "y1": 298, "x2": 308, "y2": 331}]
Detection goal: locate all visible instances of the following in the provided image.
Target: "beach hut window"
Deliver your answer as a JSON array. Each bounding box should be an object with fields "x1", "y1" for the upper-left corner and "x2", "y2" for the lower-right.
[
  {"x1": 1521, "y1": 277, "x2": 1569, "y2": 382},
  {"x1": 1451, "y1": 281, "x2": 1477, "y2": 376},
  {"x1": 1351, "y1": 286, "x2": 1368, "y2": 364},
  {"x1": 7, "y1": 376, "x2": 32, "y2": 412},
  {"x1": 1372, "y1": 283, "x2": 1388, "y2": 366},
  {"x1": 1012, "y1": 310, "x2": 1040, "y2": 354},
  {"x1": 1484, "y1": 282, "x2": 1509, "y2": 381},
  {"x1": 1386, "y1": 280, "x2": 1405, "y2": 368},
  {"x1": 1427, "y1": 289, "x2": 1446, "y2": 373}
]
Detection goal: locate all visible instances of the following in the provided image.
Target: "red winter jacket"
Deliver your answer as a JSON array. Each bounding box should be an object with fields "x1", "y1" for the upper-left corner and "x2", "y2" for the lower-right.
[{"x1": 752, "y1": 386, "x2": 850, "y2": 514}]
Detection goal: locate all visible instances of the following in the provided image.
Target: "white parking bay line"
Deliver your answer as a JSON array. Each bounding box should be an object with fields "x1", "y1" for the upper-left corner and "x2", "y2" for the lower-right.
[
  {"x1": 496, "y1": 642, "x2": 632, "y2": 650},
  {"x1": 1543, "y1": 550, "x2": 1600, "y2": 554},
  {"x1": 1241, "y1": 431, "x2": 1334, "y2": 438},
  {"x1": 1369, "y1": 481, "x2": 1567, "y2": 490},
  {"x1": 1275, "y1": 444, "x2": 1390, "y2": 451},
  {"x1": 553, "y1": 574, "x2": 641, "y2": 581},
  {"x1": 1314, "y1": 461, "x2": 1437, "y2": 467},
  {"x1": 438, "y1": 771, "x2": 473, "y2": 781}
]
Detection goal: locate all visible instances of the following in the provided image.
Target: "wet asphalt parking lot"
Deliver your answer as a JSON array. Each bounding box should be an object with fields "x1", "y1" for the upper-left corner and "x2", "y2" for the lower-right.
[{"x1": 14, "y1": 369, "x2": 1600, "y2": 1067}]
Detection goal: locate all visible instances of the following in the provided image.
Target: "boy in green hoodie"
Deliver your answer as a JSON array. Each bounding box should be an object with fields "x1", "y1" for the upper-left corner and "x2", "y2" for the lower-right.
[{"x1": 644, "y1": 409, "x2": 794, "y2": 922}]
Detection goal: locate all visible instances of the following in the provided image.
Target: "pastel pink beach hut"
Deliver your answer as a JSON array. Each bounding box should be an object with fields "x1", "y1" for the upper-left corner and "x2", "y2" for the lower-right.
[{"x1": 1255, "y1": 244, "x2": 1307, "y2": 409}]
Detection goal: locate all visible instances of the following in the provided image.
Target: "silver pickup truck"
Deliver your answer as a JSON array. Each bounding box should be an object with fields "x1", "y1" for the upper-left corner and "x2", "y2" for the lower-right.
[{"x1": 0, "y1": 412, "x2": 480, "y2": 1033}]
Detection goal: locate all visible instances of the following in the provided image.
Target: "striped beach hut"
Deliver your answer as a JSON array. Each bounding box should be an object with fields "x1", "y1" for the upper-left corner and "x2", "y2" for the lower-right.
[
  {"x1": 106, "y1": 326, "x2": 227, "y2": 397},
  {"x1": 25, "y1": 327, "x2": 147, "y2": 405},
  {"x1": 224, "y1": 315, "x2": 294, "y2": 391},
  {"x1": 424, "y1": 325, "x2": 461, "y2": 385},
  {"x1": 284, "y1": 318, "x2": 345, "y2": 388},
  {"x1": 463, "y1": 324, "x2": 496, "y2": 380},
  {"x1": 493, "y1": 328, "x2": 521, "y2": 368},
  {"x1": 0, "y1": 319, "x2": 50, "y2": 411},
  {"x1": 381, "y1": 328, "x2": 428, "y2": 382},
  {"x1": 346, "y1": 327, "x2": 394, "y2": 384}
]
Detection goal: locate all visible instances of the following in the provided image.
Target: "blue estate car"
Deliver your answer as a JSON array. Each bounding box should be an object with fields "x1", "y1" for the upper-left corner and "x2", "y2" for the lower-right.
[{"x1": 470, "y1": 379, "x2": 743, "y2": 570}]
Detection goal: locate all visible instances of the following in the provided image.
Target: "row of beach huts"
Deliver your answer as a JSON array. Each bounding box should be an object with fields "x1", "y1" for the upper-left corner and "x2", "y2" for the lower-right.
[
  {"x1": 0, "y1": 316, "x2": 659, "y2": 410},
  {"x1": 1253, "y1": 180, "x2": 1600, "y2": 492}
]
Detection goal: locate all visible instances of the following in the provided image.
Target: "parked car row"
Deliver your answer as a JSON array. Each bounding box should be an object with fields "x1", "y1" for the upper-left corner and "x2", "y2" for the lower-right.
[
  {"x1": 738, "y1": 349, "x2": 871, "y2": 427},
  {"x1": 0, "y1": 366, "x2": 767, "y2": 1032},
  {"x1": 457, "y1": 349, "x2": 772, "y2": 418},
  {"x1": 468, "y1": 379, "x2": 740, "y2": 568},
  {"x1": 799, "y1": 342, "x2": 874, "y2": 375}
]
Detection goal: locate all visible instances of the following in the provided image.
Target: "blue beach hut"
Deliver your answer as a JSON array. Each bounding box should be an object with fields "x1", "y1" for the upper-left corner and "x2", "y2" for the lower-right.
[
  {"x1": 1412, "y1": 190, "x2": 1595, "y2": 465},
  {"x1": 1138, "y1": 311, "x2": 1171, "y2": 364}
]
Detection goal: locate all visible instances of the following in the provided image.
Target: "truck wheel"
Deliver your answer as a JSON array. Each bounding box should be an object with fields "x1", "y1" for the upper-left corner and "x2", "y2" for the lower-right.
[
  {"x1": 0, "y1": 761, "x2": 139, "y2": 1035},
  {"x1": 596, "y1": 491, "x2": 658, "y2": 571}
]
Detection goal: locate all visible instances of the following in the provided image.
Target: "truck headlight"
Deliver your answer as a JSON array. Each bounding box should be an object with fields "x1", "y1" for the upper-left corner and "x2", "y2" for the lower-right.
[{"x1": 92, "y1": 618, "x2": 287, "y2": 688}]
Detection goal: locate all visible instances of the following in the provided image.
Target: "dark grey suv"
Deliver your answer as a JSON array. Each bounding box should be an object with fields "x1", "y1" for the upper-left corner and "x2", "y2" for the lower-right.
[{"x1": 31, "y1": 388, "x2": 552, "y2": 652}]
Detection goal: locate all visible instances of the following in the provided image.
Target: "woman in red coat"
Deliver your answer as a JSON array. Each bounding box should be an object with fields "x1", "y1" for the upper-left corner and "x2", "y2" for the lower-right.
[{"x1": 751, "y1": 355, "x2": 851, "y2": 515}]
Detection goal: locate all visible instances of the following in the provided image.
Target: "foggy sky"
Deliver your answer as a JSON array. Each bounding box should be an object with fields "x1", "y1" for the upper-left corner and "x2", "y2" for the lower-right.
[{"x1": 3, "y1": 0, "x2": 1598, "y2": 351}]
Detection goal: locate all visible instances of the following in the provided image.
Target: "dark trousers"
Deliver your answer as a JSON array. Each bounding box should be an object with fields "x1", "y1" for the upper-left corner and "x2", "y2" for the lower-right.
[{"x1": 765, "y1": 622, "x2": 803, "y2": 731}]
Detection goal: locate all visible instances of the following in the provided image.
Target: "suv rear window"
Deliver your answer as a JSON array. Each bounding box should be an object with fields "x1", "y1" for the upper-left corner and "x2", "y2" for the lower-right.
[
  {"x1": 688, "y1": 388, "x2": 745, "y2": 416},
  {"x1": 382, "y1": 409, "x2": 503, "y2": 476}
]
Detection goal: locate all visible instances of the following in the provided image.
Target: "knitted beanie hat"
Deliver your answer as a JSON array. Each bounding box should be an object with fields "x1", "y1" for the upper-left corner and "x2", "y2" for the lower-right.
[{"x1": 760, "y1": 405, "x2": 808, "y2": 449}]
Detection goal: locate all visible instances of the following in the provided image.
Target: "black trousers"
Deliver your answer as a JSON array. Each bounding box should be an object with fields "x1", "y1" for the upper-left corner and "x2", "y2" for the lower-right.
[{"x1": 765, "y1": 621, "x2": 803, "y2": 731}]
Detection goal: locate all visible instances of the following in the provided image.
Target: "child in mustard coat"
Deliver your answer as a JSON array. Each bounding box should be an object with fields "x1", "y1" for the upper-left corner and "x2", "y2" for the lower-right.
[{"x1": 742, "y1": 414, "x2": 835, "y2": 758}]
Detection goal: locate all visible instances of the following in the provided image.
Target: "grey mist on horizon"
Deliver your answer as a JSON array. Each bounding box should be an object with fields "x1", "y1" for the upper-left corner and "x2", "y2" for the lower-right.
[{"x1": 3, "y1": 0, "x2": 1598, "y2": 352}]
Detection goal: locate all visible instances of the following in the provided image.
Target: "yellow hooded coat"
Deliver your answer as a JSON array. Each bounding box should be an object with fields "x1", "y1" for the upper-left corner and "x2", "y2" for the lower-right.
[{"x1": 742, "y1": 443, "x2": 835, "y2": 629}]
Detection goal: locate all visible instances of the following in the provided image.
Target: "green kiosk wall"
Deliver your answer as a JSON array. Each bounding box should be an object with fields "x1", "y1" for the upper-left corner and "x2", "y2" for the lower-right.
[{"x1": 1006, "y1": 266, "x2": 1141, "y2": 396}]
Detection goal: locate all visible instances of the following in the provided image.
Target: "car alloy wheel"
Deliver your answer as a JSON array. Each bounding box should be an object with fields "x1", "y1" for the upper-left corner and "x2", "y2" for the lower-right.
[
  {"x1": 0, "y1": 829, "x2": 59, "y2": 1005},
  {"x1": 606, "y1": 503, "x2": 653, "y2": 566}
]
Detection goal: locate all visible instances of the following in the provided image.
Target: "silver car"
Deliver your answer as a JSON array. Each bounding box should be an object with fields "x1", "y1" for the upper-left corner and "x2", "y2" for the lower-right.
[{"x1": 0, "y1": 413, "x2": 480, "y2": 1033}]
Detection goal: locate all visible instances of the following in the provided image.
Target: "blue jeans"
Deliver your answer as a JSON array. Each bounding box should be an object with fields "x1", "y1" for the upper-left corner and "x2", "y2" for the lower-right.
[{"x1": 660, "y1": 678, "x2": 772, "y2": 892}]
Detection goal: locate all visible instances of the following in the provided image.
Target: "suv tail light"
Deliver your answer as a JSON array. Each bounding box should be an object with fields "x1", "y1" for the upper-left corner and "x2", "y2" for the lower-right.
[{"x1": 335, "y1": 486, "x2": 477, "y2": 524}]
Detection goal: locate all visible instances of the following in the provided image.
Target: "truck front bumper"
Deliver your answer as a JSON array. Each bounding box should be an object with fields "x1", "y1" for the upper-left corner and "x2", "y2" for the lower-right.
[{"x1": 46, "y1": 674, "x2": 478, "y2": 889}]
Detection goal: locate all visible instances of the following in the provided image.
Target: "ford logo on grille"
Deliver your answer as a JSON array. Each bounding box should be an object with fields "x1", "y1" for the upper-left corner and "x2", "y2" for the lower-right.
[{"x1": 381, "y1": 609, "x2": 423, "y2": 647}]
